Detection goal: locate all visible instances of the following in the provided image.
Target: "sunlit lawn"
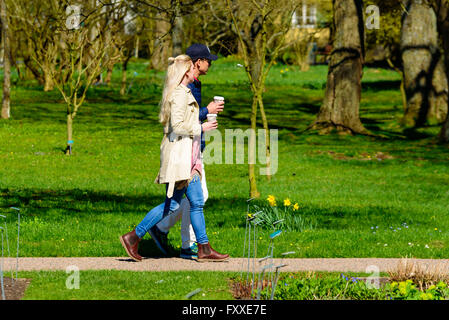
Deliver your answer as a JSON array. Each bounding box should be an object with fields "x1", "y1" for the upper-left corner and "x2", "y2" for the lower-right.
[{"x1": 1, "y1": 57, "x2": 448, "y2": 258}]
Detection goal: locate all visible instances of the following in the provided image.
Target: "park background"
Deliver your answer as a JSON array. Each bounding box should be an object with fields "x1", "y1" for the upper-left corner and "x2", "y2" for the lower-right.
[{"x1": 0, "y1": 0, "x2": 449, "y2": 300}]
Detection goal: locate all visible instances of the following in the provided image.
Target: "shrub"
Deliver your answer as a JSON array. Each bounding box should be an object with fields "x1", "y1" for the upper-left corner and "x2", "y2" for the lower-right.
[
  {"x1": 267, "y1": 273, "x2": 388, "y2": 300},
  {"x1": 387, "y1": 280, "x2": 449, "y2": 300},
  {"x1": 388, "y1": 258, "x2": 449, "y2": 291}
]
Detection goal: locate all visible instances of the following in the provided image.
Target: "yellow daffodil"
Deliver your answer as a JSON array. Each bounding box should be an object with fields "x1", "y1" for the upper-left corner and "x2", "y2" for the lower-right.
[
  {"x1": 267, "y1": 195, "x2": 276, "y2": 206},
  {"x1": 284, "y1": 198, "x2": 291, "y2": 206},
  {"x1": 293, "y1": 203, "x2": 299, "y2": 211}
]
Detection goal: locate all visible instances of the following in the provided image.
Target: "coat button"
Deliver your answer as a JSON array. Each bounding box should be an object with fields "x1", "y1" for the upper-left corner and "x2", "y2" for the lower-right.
[{"x1": 191, "y1": 108, "x2": 194, "y2": 112}]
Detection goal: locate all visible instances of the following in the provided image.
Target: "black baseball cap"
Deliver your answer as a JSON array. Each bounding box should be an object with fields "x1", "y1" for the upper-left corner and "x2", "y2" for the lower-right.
[{"x1": 186, "y1": 44, "x2": 218, "y2": 61}]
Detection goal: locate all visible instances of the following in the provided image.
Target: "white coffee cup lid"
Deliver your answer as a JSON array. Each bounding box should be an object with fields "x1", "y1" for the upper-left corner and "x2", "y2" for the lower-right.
[{"x1": 214, "y1": 96, "x2": 224, "y2": 101}]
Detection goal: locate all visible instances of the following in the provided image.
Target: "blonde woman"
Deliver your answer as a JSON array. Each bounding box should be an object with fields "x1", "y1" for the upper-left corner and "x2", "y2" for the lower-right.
[{"x1": 120, "y1": 54, "x2": 229, "y2": 262}]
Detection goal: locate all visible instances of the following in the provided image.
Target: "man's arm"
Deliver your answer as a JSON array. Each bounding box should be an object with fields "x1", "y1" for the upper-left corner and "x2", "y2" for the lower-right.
[{"x1": 199, "y1": 106, "x2": 209, "y2": 122}]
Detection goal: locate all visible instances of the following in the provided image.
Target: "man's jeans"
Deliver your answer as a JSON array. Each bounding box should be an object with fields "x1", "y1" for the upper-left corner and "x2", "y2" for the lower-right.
[
  {"x1": 135, "y1": 173, "x2": 208, "y2": 244},
  {"x1": 156, "y1": 157, "x2": 208, "y2": 249}
]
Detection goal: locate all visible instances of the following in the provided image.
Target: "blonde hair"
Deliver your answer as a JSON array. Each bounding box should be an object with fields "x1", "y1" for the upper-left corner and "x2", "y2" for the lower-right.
[{"x1": 159, "y1": 54, "x2": 193, "y2": 125}]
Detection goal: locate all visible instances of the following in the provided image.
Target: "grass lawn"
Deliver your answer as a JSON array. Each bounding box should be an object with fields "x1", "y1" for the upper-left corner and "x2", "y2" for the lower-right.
[
  {"x1": 0, "y1": 56, "x2": 448, "y2": 258},
  {"x1": 18, "y1": 270, "x2": 381, "y2": 300},
  {"x1": 19, "y1": 270, "x2": 236, "y2": 300}
]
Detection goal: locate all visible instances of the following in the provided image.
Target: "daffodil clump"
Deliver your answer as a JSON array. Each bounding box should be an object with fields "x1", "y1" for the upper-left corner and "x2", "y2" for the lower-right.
[
  {"x1": 267, "y1": 195, "x2": 300, "y2": 211},
  {"x1": 249, "y1": 195, "x2": 315, "y2": 232}
]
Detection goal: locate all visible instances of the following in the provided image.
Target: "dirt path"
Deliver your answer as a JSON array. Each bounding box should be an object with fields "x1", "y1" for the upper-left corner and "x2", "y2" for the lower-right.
[{"x1": 2, "y1": 257, "x2": 449, "y2": 273}]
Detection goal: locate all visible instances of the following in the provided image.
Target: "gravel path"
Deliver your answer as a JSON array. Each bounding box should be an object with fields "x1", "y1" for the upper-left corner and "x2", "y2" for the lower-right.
[{"x1": 2, "y1": 257, "x2": 449, "y2": 273}]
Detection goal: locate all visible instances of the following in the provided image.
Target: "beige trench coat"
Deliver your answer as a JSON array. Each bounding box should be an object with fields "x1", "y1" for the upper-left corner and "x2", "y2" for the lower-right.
[{"x1": 154, "y1": 84, "x2": 202, "y2": 197}]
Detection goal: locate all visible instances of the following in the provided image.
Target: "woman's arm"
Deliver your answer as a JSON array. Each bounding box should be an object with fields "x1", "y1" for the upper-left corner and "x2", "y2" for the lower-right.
[{"x1": 170, "y1": 89, "x2": 202, "y2": 137}]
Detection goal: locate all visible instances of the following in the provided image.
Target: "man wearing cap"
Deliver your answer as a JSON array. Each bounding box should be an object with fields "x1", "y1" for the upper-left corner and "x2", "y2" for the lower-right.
[{"x1": 148, "y1": 44, "x2": 224, "y2": 260}]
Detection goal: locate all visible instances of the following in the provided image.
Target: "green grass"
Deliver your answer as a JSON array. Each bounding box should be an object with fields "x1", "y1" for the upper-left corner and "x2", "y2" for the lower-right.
[
  {"x1": 18, "y1": 270, "x2": 386, "y2": 300},
  {"x1": 1, "y1": 57, "x2": 449, "y2": 258},
  {"x1": 19, "y1": 270, "x2": 235, "y2": 300}
]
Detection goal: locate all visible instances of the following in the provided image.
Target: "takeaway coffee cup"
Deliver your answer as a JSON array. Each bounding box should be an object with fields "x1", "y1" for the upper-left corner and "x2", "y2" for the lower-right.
[
  {"x1": 214, "y1": 96, "x2": 225, "y2": 103},
  {"x1": 207, "y1": 113, "x2": 217, "y2": 122}
]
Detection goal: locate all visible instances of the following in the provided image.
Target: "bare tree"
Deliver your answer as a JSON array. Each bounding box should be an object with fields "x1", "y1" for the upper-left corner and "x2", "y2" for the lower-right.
[
  {"x1": 223, "y1": 0, "x2": 298, "y2": 197},
  {"x1": 9, "y1": 0, "x2": 62, "y2": 91},
  {"x1": 38, "y1": 0, "x2": 122, "y2": 155},
  {"x1": 130, "y1": 0, "x2": 202, "y2": 69}
]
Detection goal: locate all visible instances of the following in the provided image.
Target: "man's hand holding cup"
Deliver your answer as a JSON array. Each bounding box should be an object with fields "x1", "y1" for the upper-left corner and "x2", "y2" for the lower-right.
[{"x1": 207, "y1": 96, "x2": 225, "y2": 114}]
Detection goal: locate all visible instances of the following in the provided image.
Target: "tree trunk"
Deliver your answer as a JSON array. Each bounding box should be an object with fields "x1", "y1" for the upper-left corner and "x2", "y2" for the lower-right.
[
  {"x1": 151, "y1": 14, "x2": 171, "y2": 70},
  {"x1": 429, "y1": 56, "x2": 448, "y2": 123},
  {"x1": 120, "y1": 58, "x2": 129, "y2": 96},
  {"x1": 1, "y1": 0, "x2": 11, "y2": 119},
  {"x1": 135, "y1": 36, "x2": 139, "y2": 59},
  {"x1": 105, "y1": 64, "x2": 113, "y2": 85},
  {"x1": 43, "y1": 68, "x2": 54, "y2": 92},
  {"x1": 432, "y1": 0, "x2": 449, "y2": 142},
  {"x1": 401, "y1": 0, "x2": 441, "y2": 127},
  {"x1": 248, "y1": 95, "x2": 260, "y2": 198},
  {"x1": 257, "y1": 91, "x2": 271, "y2": 180},
  {"x1": 310, "y1": 0, "x2": 368, "y2": 135},
  {"x1": 172, "y1": 0, "x2": 183, "y2": 57},
  {"x1": 248, "y1": 40, "x2": 271, "y2": 181},
  {"x1": 246, "y1": 15, "x2": 264, "y2": 194},
  {"x1": 23, "y1": 56, "x2": 44, "y2": 85},
  {"x1": 65, "y1": 113, "x2": 73, "y2": 155}
]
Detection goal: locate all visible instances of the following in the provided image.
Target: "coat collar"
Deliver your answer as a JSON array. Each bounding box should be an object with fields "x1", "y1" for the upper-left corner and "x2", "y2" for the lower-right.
[{"x1": 179, "y1": 83, "x2": 191, "y2": 93}]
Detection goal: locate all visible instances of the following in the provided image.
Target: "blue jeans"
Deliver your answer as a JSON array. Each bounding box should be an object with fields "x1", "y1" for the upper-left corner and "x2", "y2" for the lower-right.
[{"x1": 135, "y1": 174, "x2": 209, "y2": 244}]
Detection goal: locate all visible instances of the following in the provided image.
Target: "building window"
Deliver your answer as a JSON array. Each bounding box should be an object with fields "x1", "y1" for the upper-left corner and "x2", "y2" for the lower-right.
[{"x1": 292, "y1": 3, "x2": 317, "y2": 29}]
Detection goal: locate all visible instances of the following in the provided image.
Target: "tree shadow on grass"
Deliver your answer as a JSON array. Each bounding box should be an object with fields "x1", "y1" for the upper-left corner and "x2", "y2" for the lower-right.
[
  {"x1": 0, "y1": 187, "x2": 247, "y2": 229},
  {"x1": 218, "y1": 104, "x2": 315, "y2": 132},
  {"x1": 244, "y1": 201, "x2": 439, "y2": 232},
  {"x1": 361, "y1": 80, "x2": 401, "y2": 91},
  {"x1": 0, "y1": 188, "x2": 163, "y2": 215},
  {"x1": 0, "y1": 187, "x2": 248, "y2": 258}
]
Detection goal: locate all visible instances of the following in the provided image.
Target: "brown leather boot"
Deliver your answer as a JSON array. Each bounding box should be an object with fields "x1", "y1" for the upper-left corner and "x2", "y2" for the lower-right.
[
  {"x1": 120, "y1": 229, "x2": 142, "y2": 262},
  {"x1": 197, "y1": 243, "x2": 229, "y2": 262}
]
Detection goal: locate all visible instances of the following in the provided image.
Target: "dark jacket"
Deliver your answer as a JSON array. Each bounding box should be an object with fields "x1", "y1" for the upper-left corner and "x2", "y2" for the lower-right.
[{"x1": 187, "y1": 79, "x2": 208, "y2": 152}]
